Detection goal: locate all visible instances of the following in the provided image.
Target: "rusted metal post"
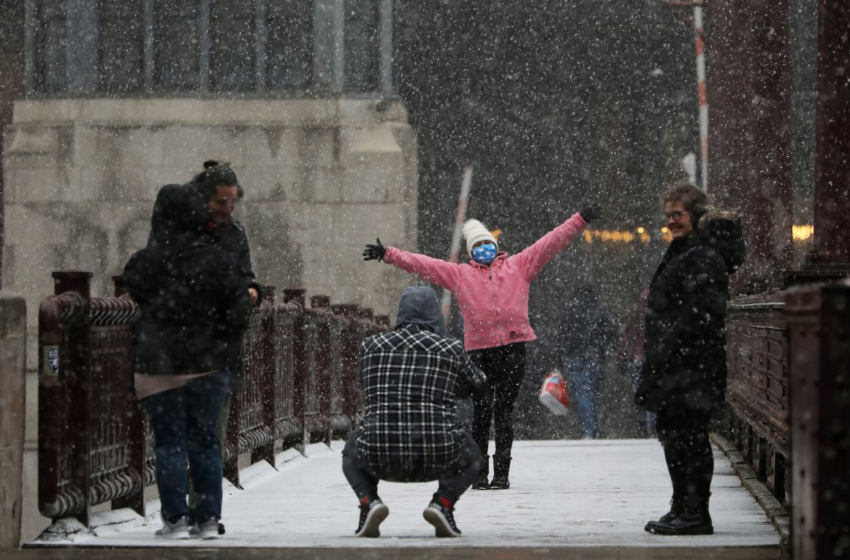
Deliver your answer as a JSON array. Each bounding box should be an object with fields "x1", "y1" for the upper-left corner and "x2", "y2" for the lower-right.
[
  {"x1": 53, "y1": 271, "x2": 93, "y2": 525},
  {"x1": 332, "y1": 303, "x2": 359, "y2": 437},
  {"x1": 311, "y1": 295, "x2": 333, "y2": 445},
  {"x1": 786, "y1": 280, "x2": 850, "y2": 560},
  {"x1": 259, "y1": 286, "x2": 277, "y2": 466},
  {"x1": 109, "y1": 275, "x2": 146, "y2": 517},
  {"x1": 284, "y1": 288, "x2": 308, "y2": 446},
  {"x1": 813, "y1": 1, "x2": 850, "y2": 265}
]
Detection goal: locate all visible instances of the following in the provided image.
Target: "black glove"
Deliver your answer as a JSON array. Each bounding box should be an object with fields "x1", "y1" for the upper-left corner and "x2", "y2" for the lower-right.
[
  {"x1": 580, "y1": 204, "x2": 603, "y2": 223},
  {"x1": 362, "y1": 238, "x2": 387, "y2": 261}
]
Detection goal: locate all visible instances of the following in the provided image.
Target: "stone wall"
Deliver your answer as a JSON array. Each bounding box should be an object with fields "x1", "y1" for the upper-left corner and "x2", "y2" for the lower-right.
[
  {"x1": 0, "y1": 292, "x2": 25, "y2": 550},
  {"x1": 2, "y1": 98, "x2": 418, "y2": 328}
]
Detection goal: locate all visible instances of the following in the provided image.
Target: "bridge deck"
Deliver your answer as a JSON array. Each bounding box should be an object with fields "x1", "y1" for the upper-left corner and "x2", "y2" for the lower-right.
[{"x1": 30, "y1": 439, "x2": 779, "y2": 554}]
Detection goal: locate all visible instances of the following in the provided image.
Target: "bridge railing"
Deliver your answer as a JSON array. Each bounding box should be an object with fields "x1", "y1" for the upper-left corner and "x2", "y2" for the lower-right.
[
  {"x1": 723, "y1": 292, "x2": 789, "y2": 503},
  {"x1": 38, "y1": 270, "x2": 387, "y2": 525},
  {"x1": 722, "y1": 280, "x2": 850, "y2": 558}
]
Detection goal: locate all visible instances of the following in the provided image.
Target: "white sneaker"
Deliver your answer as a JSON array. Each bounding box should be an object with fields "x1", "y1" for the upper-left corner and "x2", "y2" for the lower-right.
[
  {"x1": 189, "y1": 518, "x2": 221, "y2": 540},
  {"x1": 155, "y1": 516, "x2": 190, "y2": 540}
]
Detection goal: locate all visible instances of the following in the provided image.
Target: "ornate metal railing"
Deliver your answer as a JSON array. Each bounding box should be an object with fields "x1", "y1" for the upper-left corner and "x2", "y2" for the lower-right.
[
  {"x1": 723, "y1": 292, "x2": 789, "y2": 503},
  {"x1": 722, "y1": 280, "x2": 850, "y2": 559},
  {"x1": 38, "y1": 270, "x2": 387, "y2": 525}
]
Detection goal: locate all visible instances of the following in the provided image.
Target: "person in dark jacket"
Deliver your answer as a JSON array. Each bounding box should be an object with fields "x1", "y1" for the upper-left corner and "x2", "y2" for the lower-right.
[
  {"x1": 191, "y1": 160, "x2": 264, "y2": 310},
  {"x1": 636, "y1": 183, "x2": 745, "y2": 536},
  {"x1": 123, "y1": 184, "x2": 252, "y2": 540},
  {"x1": 342, "y1": 287, "x2": 489, "y2": 539},
  {"x1": 556, "y1": 283, "x2": 617, "y2": 438},
  {"x1": 154, "y1": 162, "x2": 265, "y2": 532}
]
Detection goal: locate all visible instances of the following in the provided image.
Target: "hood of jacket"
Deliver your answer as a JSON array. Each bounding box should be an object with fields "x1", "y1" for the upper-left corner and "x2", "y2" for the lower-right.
[
  {"x1": 395, "y1": 286, "x2": 446, "y2": 337},
  {"x1": 697, "y1": 211, "x2": 746, "y2": 274},
  {"x1": 148, "y1": 184, "x2": 211, "y2": 250}
]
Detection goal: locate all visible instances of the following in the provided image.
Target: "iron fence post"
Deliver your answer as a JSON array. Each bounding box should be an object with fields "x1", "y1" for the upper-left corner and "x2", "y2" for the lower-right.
[{"x1": 52, "y1": 270, "x2": 93, "y2": 525}]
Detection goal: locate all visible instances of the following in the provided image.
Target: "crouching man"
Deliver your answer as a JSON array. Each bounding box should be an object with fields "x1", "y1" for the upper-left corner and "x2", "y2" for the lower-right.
[{"x1": 342, "y1": 287, "x2": 488, "y2": 538}]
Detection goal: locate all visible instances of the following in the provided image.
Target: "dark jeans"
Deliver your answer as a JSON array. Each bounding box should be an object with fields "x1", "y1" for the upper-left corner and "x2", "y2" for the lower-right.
[
  {"x1": 143, "y1": 370, "x2": 230, "y2": 524},
  {"x1": 342, "y1": 429, "x2": 481, "y2": 504},
  {"x1": 656, "y1": 411, "x2": 713, "y2": 510},
  {"x1": 565, "y1": 358, "x2": 604, "y2": 438},
  {"x1": 470, "y1": 343, "x2": 526, "y2": 459},
  {"x1": 188, "y1": 393, "x2": 231, "y2": 512}
]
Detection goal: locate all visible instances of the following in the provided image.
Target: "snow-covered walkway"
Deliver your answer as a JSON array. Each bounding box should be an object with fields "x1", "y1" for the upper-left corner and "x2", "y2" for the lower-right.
[{"x1": 32, "y1": 439, "x2": 779, "y2": 551}]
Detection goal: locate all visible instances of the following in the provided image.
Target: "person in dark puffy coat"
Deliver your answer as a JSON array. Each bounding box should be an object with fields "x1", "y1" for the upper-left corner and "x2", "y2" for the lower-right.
[
  {"x1": 123, "y1": 184, "x2": 251, "y2": 540},
  {"x1": 636, "y1": 183, "x2": 745, "y2": 536}
]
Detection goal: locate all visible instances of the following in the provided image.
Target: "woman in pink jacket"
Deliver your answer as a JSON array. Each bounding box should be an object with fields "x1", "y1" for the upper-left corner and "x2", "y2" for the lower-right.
[{"x1": 362, "y1": 204, "x2": 602, "y2": 489}]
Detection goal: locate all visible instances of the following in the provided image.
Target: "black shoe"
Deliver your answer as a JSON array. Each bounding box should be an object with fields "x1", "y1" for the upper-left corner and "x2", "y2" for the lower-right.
[
  {"x1": 355, "y1": 497, "x2": 389, "y2": 538},
  {"x1": 646, "y1": 508, "x2": 713, "y2": 536},
  {"x1": 472, "y1": 455, "x2": 490, "y2": 490},
  {"x1": 218, "y1": 522, "x2": 226, "y2": 536},
  {"x1": 489, "y1": 455, "x2": 512, "y2": 490},
  {"x1": 423, "y1": 496, "x2": 462, "y2": 538},
  {"x1": 644, "y1": 498, "x2": 684, "y2": 532}
]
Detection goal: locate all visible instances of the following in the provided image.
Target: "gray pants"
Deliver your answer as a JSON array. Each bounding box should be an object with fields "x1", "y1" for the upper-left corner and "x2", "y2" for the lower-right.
[{"x1": 342, "y1": 429, "x2": 481, "y2": 504}]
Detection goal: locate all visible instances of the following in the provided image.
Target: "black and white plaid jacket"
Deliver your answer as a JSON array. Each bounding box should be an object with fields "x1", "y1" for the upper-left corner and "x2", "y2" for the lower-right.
[{"x1": 356, "y1": 323, "x2": 487, "y2": 476}]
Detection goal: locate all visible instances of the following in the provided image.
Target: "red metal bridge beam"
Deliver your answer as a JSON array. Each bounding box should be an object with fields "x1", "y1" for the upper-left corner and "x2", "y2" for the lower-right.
[
  {"x1": 814, "y1": 1, "x2": 850, "y2": 263},
  {"x1": 708, "y1": 0, "x2": 793, "y2": 292}
]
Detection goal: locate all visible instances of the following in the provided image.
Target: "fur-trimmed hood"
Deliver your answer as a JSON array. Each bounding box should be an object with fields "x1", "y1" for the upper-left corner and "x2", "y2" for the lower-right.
[{"x1": 697, "y1": 210, "x2": 746, "y2": 274}]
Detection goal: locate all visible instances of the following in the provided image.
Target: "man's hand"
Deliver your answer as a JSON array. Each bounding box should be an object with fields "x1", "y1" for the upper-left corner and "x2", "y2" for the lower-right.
[
  {"x1": 362, "y1": 238, "x2": 387, "y2": 261},
  {"x1": 248, "y1": 287, "x2": 259, "y2": 306},
  {"x1": 580, "y1": 204, "x2": 603, "y2": 224}
]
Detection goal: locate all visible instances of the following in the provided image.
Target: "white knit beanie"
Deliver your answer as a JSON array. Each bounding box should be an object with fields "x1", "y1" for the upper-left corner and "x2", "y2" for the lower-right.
[{"x1": 463, "y1": 219, "x2": 498, "y2": 257}]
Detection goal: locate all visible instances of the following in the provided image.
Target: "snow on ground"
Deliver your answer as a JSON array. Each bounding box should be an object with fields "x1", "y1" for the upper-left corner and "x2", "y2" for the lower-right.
[{"x1": 31, "y1": 439, "x2": 779, "y2": 549}]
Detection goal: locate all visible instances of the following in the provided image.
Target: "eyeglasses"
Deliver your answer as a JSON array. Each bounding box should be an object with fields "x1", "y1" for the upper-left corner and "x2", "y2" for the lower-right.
[{"x1": 663, "y1": 211, "x2": 689, "y2": 223}]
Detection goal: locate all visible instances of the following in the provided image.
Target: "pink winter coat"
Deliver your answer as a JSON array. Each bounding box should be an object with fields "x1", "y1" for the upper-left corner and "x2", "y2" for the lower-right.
[{"x1": 384, "y1": 213, "x2": 588, "y2": 351}]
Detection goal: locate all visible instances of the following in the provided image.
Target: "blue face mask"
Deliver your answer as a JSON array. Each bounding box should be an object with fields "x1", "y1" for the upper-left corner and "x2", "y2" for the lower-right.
[{"x1": 472, "y1": 243, "x2": 497, "y2": 265}]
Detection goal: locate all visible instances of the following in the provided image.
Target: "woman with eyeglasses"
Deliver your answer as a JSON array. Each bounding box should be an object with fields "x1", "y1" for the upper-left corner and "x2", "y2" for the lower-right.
[
  {"x1": 636, "y1": 182, "x2": 745, "y2": 536},
  {"x1": 362, "y1": 205, "x2": 601, "y2": 490}
]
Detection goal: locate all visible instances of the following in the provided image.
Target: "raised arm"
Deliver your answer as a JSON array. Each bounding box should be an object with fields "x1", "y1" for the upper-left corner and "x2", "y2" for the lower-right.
[
  {"x1": 513, "y1": 205, "x2": 600, "y2": 280},
  {"x1": 363, "y1": 238, "x2": 462, "y2": 291}
]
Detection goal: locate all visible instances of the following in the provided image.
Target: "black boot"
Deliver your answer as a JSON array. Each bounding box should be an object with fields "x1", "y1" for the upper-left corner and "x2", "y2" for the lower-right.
[
  {"x1": 644, "y1": 496, "x2": 684, "y2": 533},
  {"x1": 489, "y1": 455, "x2": 512, "y2": 489},
  {"x1": 472, "y1": 455, "x2": 490, "y2": 490},
  {"x1": 646, "y1": 494, "x2": 713, "y2": 536}
]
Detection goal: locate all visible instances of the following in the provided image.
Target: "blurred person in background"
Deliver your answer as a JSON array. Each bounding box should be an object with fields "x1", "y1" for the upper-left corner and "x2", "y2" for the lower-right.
[
  {"x1": 556, "y1": 283, "x2": 617, "y2": 439},
  {"x1": 636, "y1": 183, "x2": 745, "y2": 536},
  {"x1": 362, "y1": 205, "x2": 602, "y2": 490},
  {"x1": 617, "y1": 288, "x2": 653, "y2": 437}
]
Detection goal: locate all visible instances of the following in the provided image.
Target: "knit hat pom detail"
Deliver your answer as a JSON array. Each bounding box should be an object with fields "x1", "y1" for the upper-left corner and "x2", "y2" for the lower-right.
[{"x1": 463, "y1": 219, "x2": 498, "y2": 257}]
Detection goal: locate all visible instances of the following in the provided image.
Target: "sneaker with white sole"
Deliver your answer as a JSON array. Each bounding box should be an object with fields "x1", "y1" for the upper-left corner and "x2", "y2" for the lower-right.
[
  {"x1": 355, "y1": 497, "x2": 389, "y2": 538},
  {"x1": 423, "y1": 496, "x2": 462, "y2": 538},
  {"x1": 189, "y1": 518, "x2": 221, "y2": 540},
  {"x1": 155, "y1": 516, "x2": 190, "y2": 540}
]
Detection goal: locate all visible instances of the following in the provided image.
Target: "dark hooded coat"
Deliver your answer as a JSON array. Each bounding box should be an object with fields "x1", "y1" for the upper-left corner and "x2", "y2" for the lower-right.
[
  {"x1": 122, "y1": 184, "x2": 252, "y2": 376},
  {"x1": 635, "y1": 215, "x2": 746, "y2": 415},
  {"x1": 356, "y1": 287, "x2": 487, "y2": 477}
]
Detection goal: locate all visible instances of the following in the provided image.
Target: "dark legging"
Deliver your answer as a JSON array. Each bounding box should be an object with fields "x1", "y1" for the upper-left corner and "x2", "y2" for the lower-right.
[
  {"x1": 470, "y1": 343, "x2": 526, "y2": 459},
  {"x1": 656, "y1": 412, "x2": 713, "y2": 510}
]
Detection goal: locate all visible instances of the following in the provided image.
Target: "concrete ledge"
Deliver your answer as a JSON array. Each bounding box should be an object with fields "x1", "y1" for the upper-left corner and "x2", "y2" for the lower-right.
[
  {"x1": 12, "y1": 98, "x2": 410, "y2": 127},
  {"x1": 710, "y1": 433, "x2": 790, "y2": 547}
]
